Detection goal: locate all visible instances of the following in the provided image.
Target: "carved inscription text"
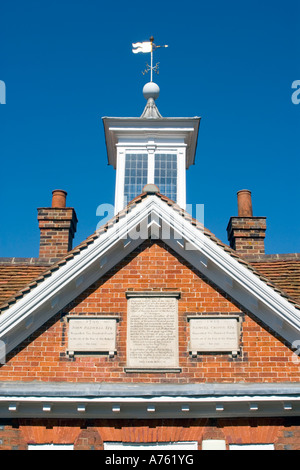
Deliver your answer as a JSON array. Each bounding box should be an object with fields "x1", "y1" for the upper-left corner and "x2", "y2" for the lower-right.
[
  {"x1": 68, "y1": 318, "x2": 117, "y2": 353},
  {"x1": 127, "y1": 296, "x2": 178, "y2": 369},
  {"x1": 189, "y1": 317, "x2": 239, "y2": 353}
]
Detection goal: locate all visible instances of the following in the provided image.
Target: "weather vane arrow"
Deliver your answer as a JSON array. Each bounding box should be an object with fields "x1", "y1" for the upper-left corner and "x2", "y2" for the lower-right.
[{"x1": 132, "y1": 36, "x2": 168, "y2": 82}]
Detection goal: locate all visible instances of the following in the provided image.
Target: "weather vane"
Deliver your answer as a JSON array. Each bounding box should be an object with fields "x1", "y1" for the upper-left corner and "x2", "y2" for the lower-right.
[{"x1": 132, "y1": 36, "x2": 168, "y2": 82}]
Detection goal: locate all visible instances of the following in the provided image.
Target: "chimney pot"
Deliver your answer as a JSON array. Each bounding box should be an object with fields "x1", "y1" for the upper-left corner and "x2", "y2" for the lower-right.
[
  {"x1": 52, "y1": 189, "x2": 67, "y2": 208},
  {"x1": 237, "y1": 189, "x2": 253, "y2": 217}
]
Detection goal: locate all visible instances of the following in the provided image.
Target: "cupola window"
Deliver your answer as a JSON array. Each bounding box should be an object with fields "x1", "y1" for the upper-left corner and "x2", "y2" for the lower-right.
[
  {"x1": 124, "y1": 153, "x2": 148, "y2": 204},
  {"x1": 154, "y1": 153, "x2": 177, "y2": 202}
]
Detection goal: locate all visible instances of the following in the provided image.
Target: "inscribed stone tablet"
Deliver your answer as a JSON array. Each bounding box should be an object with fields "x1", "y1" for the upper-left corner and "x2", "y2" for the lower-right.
[
  {"x1": 68, "y1": 318, "x2": 117, "y2": 353},
  {"x1": 189, "y1": 318, "x2": 239, "y2": 353},
  {"x1": 127, "y1": 296, "x2": 178, "y2": 369}
]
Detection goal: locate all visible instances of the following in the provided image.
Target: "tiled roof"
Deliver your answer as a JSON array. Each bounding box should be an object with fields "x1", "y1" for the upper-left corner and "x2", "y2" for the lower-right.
[
  {"x1": 248, "y1": 255, "x2": 300, "y2": 304},
  {"x1": 0, "y1": 259, "x2": 53, "y2": 307},
  {"x1": 0, "y1": 191, "x2": 299, "y2": 313}
]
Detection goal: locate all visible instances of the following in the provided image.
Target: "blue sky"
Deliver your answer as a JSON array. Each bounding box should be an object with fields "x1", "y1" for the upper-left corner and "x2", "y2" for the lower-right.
[{"x1": 0, "y1": 0, "x2": 299, "y2": 257}]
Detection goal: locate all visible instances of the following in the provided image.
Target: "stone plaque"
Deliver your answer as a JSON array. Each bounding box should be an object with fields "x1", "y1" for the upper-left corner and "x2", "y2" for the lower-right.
[
  {"x1": 68, "y1": 317, "x2": 117, "y2": 354},
  {"x1": 189, "y1": 317, "x2": 240, "y2": 354},
  {"x1": 127, "y1": 295, "x2": 178, "y2": 369}
]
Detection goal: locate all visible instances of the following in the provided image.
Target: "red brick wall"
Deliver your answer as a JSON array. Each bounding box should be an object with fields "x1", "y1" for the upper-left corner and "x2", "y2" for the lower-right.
[
  {"x1": 1, "y1": 418, "x2": 300, "y2": 450},
  {"x1": 0, "y1": 240, "x2": 299, "y2": 383},
  {"x1": 1, "y1": 240, "x2": 300, "y2": 449}
]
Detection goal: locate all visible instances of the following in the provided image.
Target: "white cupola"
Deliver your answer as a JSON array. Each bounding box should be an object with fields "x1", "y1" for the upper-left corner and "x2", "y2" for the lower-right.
[{"x1": 103, "y1": 82, "x2": 200, "y2": 214}]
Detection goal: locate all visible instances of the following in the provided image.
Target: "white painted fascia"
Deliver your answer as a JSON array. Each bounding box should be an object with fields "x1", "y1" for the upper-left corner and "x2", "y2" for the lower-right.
[
  {"x1": 1, "y1": 394, "x2": 300, "y2": 419},
  {"x1": 102, "y1": 116, "x2": 200, "y2": 169},
  {"x1": 1, "y1": 195, "x2": 300, "y2": 356}
]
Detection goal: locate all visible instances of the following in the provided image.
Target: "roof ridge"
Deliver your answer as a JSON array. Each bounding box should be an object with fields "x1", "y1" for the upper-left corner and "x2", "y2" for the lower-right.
[
  {"x1": 0, "y1": 257, "x2": 56, "y2": 266},
  {"x1": 246, "y1": 254, "x2": 300, "y2": 262}
]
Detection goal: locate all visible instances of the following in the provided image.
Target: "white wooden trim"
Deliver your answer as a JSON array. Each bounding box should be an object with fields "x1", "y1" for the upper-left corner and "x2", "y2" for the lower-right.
[
  {"x1": 28, "y1": 444, "x2": 74, "y2": 451},
  {"x1": 229, "y1": 444, "x2": 274, "y2": 450},
  {"x1": 104, "y1": 441, "x2": 198, "y2": 450},
  {"x1": 202, "y1": 440, "x2": 226, "y2": 450},
  {"x1": 1, "y1": 195, "x2": 299, "y2": 356}
]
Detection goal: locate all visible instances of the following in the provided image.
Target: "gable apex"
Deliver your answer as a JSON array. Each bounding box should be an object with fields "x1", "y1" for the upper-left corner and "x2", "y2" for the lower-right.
[{"x1": 0, "y1": 191, "x2": 300, "y2": 357}]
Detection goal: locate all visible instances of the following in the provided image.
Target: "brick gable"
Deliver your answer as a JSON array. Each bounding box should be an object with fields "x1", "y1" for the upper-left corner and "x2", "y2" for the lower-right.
[{"x1": 1, "y1": 240, "x2": 299, "y2": 384}]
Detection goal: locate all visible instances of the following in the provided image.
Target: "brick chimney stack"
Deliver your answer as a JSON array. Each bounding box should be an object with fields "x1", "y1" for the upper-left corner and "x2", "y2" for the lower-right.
[
  {"x1": 37, "y1": 190, "x2": 78, "y2": 260},
  {"x1": 227, "y1": 190, "x2": 266, "y2": 256}
]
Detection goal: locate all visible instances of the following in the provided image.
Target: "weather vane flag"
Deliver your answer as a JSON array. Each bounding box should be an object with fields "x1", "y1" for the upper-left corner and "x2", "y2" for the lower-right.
[{"x1": 132, "y1": 36, "x2": 168, "y2": 82}]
